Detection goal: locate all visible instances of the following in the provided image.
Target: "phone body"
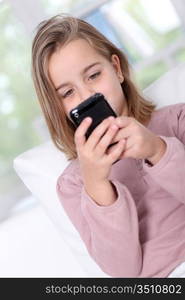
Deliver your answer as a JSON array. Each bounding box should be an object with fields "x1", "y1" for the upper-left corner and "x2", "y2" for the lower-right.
[
  {"x1": 69, "y1": 93, "x2": 117, "y2": 140},
  {"x1": 69, "y1": 93, "x2": 120, "y2": 164}
]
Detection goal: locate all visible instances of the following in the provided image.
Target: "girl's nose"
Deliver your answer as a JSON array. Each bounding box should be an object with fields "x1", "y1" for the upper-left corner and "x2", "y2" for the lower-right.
[{"x1": 78, "y1": 87, "x2": 96, "y2": 102}]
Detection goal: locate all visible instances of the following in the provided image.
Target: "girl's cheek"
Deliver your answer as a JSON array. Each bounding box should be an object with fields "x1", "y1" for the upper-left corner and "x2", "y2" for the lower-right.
[
  {"x1": 62, "y1": 103, "x2": 71, "y2": 117},
  {"x1": 95, "y1": 81, "x2": 110, "y2": 95}
]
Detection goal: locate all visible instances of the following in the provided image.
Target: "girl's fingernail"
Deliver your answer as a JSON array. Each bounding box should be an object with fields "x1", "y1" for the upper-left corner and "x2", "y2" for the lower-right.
[{"x1": 85, "y1": 117, "x2": 92, "y2": 122}]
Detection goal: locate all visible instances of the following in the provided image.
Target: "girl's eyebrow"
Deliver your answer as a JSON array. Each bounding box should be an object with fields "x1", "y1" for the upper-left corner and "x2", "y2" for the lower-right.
[{"x1": 55, "y1": 62, "x2": 101, "y2": 91}]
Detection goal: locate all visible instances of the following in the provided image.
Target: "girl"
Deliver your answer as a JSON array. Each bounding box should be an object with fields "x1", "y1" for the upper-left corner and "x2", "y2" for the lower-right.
[{"x1": 31, "y1": 14, "x2": 185, "y2": 278}]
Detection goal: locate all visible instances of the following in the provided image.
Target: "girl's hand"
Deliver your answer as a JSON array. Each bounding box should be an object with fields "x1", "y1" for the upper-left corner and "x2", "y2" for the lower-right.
[
  {"x1": 107, "y1": 116, "x2": 167, "y2": 165},
  {"x1": 74, "y1": 116, "x2": 126, "y2": 185}
]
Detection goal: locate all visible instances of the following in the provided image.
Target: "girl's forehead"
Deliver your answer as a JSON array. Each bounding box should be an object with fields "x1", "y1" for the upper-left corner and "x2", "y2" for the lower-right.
[
  {"x1": 49, "y1": 39, "x2": 107, "y2": 72},
  {"x1": 57, "y1": 38, "x2": 104, "y2": 59}
]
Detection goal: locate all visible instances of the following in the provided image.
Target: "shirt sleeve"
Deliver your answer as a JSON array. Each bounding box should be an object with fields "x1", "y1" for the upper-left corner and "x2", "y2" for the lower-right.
[
  {"x1": 176, "y1": 103, "x2": 185, "y2": 145},
  {"x1": 56, "y1": 175, "x2": 142, "y2": 277},
  {"x1": 142, "y1": 103, "x2": 185, "y2": 204}
]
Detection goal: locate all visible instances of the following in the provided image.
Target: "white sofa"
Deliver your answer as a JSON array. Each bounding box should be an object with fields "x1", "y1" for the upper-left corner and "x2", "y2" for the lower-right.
[{"x1": 13, "y1": 62, "x2": 185, "y2": 277}]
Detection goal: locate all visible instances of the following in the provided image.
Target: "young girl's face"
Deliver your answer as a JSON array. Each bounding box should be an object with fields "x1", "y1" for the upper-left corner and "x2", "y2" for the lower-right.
[{"x1": 48, "y1": 38, "x2": 128, "y2": 120}]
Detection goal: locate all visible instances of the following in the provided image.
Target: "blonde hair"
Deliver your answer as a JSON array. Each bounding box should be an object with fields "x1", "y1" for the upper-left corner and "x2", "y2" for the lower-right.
[{"x1": 32, "y1": 13, "x2": 156, "y2": 160}]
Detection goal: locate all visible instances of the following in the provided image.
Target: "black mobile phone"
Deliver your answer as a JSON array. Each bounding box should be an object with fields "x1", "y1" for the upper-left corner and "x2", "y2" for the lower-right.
[
  {"x1": 69, "y1": 93, "x2": 120, "y2": 164},
  {"x1": 69, "y1": 93, "x2": 117, "y2": 140}
]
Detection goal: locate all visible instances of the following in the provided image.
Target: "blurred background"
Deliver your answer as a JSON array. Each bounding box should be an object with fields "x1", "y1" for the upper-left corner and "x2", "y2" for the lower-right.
[{"x1": 0, "y1": 0, "x2": 185, "y2": 276}]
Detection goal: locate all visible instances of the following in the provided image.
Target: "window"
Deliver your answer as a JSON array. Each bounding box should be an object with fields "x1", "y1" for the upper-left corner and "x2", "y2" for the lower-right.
[{"x1": 0, "y1": 0, "x2": 42, "y2": 218}]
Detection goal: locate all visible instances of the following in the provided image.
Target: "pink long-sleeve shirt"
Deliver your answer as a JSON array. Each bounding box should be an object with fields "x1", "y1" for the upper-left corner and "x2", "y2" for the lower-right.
[{"x1": 56, "y1": 102, "x2": 185, "y2": 278}]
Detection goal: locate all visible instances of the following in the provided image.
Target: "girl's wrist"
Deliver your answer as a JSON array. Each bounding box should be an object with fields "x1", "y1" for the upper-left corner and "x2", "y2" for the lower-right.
[
  {"x1": 146, "y1": 137, "x2": 167, "y2": 166},
  {"x1": 84, "y1": 179, "x2": 118, "y2": 206}
]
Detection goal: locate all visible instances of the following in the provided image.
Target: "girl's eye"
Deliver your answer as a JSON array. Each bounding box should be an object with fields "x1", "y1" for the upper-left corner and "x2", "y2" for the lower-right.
[
  {"x1": 89, "y1": 71, "x2": 101, "y2": 80},
  {"x1": 62, "y1": 89, "x2": 73, "y2": 98}
]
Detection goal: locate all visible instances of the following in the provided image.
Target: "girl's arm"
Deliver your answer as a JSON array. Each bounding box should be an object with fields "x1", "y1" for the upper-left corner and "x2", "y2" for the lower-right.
[
  {"x1": 56, "y1": 175, "x2": 142, "y2": 277},
  {"x1": 83, "y1": 179, "x2": 118, "y2": 206},
  {"x1": 142, "y1": 103, "x2": 185, "y2": 204}
]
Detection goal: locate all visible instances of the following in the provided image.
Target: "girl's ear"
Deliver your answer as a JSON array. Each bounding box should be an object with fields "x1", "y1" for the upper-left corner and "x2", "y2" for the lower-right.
[{"x1": 111, "y1": 54, "x2": 124, "y2": 83}]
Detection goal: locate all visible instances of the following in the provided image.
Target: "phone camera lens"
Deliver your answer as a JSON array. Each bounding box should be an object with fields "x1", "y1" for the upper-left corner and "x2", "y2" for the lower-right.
[{"x1": 74, "y1": 112, "x2": 79, "y2": 118}]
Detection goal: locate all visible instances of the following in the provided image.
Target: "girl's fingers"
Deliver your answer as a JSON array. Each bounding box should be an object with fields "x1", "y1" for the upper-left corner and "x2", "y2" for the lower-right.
[
  {"x1": 74, "y1": 117, "x2": 92, "y2": 148},
  {"x1": 95, "y1": 123, "x2": 120, "y2": 156},
  {"x1": 86, "y1": 116, "x2": 115, "y2": 150},
  {"x1": 114, "y1": 116, "x2": 132, "y2": 128},
  {"x1": 106, "y1": 138, "x2": 126, "y2": 164},
  {"x1": 111, "y1": 126, "x2": 131, "y2": 143}
]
